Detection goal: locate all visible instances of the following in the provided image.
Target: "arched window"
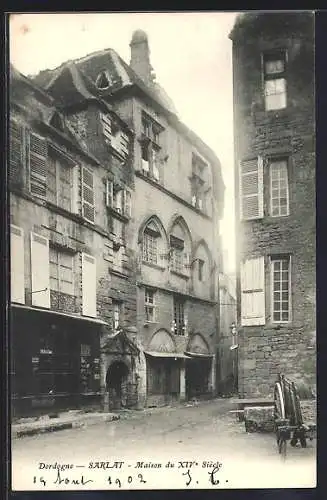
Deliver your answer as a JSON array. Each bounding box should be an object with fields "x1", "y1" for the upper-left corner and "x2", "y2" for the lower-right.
[
  {"x1": 95, "y1": 71, "x2": 112, "y2": 90},
  {"x1": 169, "y1": 217, "x2": 192, "y2": 276},
  {"x1": 142, "y1": 220, "x2": 162, "y2": 265}
]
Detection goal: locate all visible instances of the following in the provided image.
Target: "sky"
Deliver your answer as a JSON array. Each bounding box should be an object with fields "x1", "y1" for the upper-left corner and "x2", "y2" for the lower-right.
[{"x1": 9, "y1": 12, "x2": 238, "y2": 272}]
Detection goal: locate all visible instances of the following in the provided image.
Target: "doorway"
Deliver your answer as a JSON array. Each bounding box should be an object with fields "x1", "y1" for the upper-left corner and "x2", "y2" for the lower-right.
[{"x1": 106, "y1": 361, "x2": 129, "y2": 410}]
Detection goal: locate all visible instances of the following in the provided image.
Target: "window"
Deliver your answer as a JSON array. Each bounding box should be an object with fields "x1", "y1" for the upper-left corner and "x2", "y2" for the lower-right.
[
  {"x1": 100, "y1": 112, "x2": 129, "y2": 159},
  {"x1": 30, "y1": 232, "x2": 50, "y2": 308},
  {"x1": 271, "y1": 256, "x2": 291, "y2": 323},
  {"x1": 145, "y1": 288, "x2": 156, "y2": 322},
  {"x1": 190, "y1": 154, "x2": 208, "y2": 210},
  {"x1": 112, "y1": 301, "x2": 122, "y2": 330},
  {"x1": 239, "y1": 157, "x2": 264, "y2": 220},
  {"x1": 140, "y1": 111, "x2": 163, "y2": 182},
  {"x1": 170, "y1": 235, "x2": 184, "y2": 274},
  {"x1": 49, "y1": 248, "x2": 74, "y2": 296},
  {"x1": 263, "y1": 51, "x2": 287, "y2": 111},
  {"x1": 198, "y1": 259, "x2": 204, "y2": 281},
  {"x1": 240, "y1": 256, "x2": 265, "y2": 326},
  {"x1": 47, "y1": 153, "x2": 72, "y2": 212},
  {"x1": 270, "y1": 159, "x2": 289, "y2": 217},
  {"x1": 96, "y1": 71, "x2": 112, "y2": 89},
  {"x1": 106, "y1": 181, "x2": 132, "y2": 218},
  {"x1": 81, "y1": 166, "x2": 95, "y2": 223},
  {"x1": 143, "y1": 222, "x2": 161, "y2": 265},
  {"x1": 173, "y1": 296, "x2": 186, "y2": 336}
]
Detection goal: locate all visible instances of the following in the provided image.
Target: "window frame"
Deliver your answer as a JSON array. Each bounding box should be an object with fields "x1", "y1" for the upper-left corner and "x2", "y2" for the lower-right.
[
  {"x1": 81, "y1": 165, "x2": 95, "y2": 224},
  {"x1": 269, "y1": 158, "x2": 290, "y2": 217},
  {"x1": 112, "y1": 300, "x2": 123, "y2": 330},
  {"x1": 144, "y1": 287, "x2": 156, "y2": 323},
  {"x1": 173, "y1": 295, "x2": 186, "y2": 336},
  {"x1": 262, "y1": 50, "x2": 287, "y2": 111},
  {"x1": 49, "y1": 247, "x2": 75, "y2": 297},
  {"x1": 270, "y1": 255, "x2": 292, "y2": 324},
  {"x1": 143, "y1": 227, "x2": 160, "y2": 265},
  {"x1": 47, "y1": 151, "x2": 73, "y2": 212}
]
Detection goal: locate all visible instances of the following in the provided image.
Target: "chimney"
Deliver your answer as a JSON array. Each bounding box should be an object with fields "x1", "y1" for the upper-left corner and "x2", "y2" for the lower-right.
[{"x1": 129, "y1": 30, "x2": 155, "y2": 84}]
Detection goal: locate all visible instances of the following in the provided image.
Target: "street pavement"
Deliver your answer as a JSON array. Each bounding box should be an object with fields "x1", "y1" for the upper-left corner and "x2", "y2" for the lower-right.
[{"x1": 11, "y1": 399, "x2": 316, "y2": 490}]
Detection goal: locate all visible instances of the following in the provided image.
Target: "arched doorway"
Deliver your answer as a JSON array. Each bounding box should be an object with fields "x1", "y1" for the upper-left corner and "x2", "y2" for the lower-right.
[{"x1": 106, "y1": 361, "x2": 129, "y2": 410}]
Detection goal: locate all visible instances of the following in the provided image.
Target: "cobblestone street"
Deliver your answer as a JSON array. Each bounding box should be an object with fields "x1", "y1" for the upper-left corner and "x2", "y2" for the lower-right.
[{"x1": 11, "y1": 399, "x2": 316, "y2": 490}]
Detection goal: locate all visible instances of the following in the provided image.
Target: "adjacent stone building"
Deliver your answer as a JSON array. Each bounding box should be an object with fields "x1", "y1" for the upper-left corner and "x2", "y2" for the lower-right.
[
  {"x1": 10, "y1": 29, "x2": 225, "y2": 413},
  {"x1": 229, "y1": 12, "x2": 316, "y2": 397},
  {"x1": 9, "y1": 65, "x2": 137, "y2": 416}
]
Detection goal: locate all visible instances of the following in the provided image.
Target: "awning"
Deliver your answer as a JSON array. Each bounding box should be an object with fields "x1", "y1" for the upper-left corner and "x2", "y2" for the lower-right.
[
  {"x1": 11, "y1": 303, "x2": 109, "y2": 326},
  {"x1": 184, "y1": 351, "x2": 214, "y2": 358},
  {"x1": 145, "y1": 351, "x2": 191, "y2": 359}
]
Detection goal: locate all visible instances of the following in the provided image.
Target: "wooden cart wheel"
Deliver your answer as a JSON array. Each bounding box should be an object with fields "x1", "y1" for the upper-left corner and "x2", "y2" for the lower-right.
[{"x1": 274, "y1": 382, "x2": 286, "y2": 419}]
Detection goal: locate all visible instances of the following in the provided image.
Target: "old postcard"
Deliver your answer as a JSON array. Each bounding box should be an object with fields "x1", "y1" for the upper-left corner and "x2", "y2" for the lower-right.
[{"x1": 8, "y1": 11, "x2": 316, "y2": 491}]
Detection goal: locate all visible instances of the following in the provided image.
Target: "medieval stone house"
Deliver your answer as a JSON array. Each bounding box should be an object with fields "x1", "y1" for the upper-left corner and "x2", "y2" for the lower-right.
[{"x1": 230, "y1": 12, "x2": 316, "y2": 397}]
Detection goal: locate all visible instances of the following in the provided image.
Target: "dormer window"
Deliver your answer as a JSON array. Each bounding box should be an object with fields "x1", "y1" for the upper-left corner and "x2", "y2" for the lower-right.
[
  {"x1": 96, "y1": 71, "x2": 112, "y2": 90},
  {"x1": 100, "y1": 112, "x2": 129, "y2": 159}
]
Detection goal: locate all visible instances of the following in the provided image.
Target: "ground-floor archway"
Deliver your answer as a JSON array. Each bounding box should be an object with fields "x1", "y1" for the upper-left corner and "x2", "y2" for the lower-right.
[{"x1": 106, "y1": 360, "x2": 129, "y2": 410}]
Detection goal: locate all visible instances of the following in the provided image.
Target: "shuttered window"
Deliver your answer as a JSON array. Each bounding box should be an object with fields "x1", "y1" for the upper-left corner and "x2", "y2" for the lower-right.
[
  {"x1": 47, "y1": 154, "x2": 72, "y2": 212},
  {"x1": 10, "y1": 225, "x2": 25, "y2": 304},
  {"x1": 9, "y1": 120, "x2": 24, "y2": 186},
  {"x1": 81, "y1": 253, "x2": 97, "y2": 317},
  {"x1": 30, "y1": 232, "x2": 50, "y2": 308},
  {"x1": 81, "y1": 166, "x2": 95, "y2": 223},
  {"x1": 28, "y1": 132, "x2": 47, "y2": 199},
  {"x1": 239, "y1": 157, "x2": 264, "y2": 220},
  {"x1": 241, "y1": 256, "x2": 265, "y2": 326}
]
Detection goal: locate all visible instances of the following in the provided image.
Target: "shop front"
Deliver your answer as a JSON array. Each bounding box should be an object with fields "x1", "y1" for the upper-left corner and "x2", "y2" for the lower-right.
[
  {"x1": 185, "y1": 333, "x2": 215, "y2": 400},
  {"x1": 144, "y1": 329, "x2": 189, "y2": 407},
  {"x1": 11, "y1": 304, "x2": 105, "y2": 418}
]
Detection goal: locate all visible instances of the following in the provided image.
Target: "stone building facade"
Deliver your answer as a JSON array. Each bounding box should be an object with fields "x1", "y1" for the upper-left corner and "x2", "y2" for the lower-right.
[
  {"x1": 9, "y1": 65, "x2": 138, "y2": 416},
  {"x1": 10, "y1": 29, "x2": 225, "y2": 414},
  {"x1": 229, "y1": 12, "x2": 316, "y2": 397}
]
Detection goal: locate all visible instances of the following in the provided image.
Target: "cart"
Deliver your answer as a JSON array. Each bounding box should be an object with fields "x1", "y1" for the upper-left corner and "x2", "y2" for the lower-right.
[{"x1": 274, "y1": 373, "x2": 316, "y2": 458}]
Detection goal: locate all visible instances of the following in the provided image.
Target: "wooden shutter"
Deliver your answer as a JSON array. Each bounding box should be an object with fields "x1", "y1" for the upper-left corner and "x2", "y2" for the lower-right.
[
  {"x1": 241, "y1": 256, "x2": 265, "y2": 326},
  {"x1": 81, "y1": 166, "x2": 95, "y2": 222},
  {"x1": 81, "y1": 253, "x2": 97, "y2": 317},
  {"x1": 123, "y1": 190, "x2": 131, "y2": 217},
  {"x1": 9, "y1": 120, "x2": 24, "y2": 186},
  {"x1": 31, "y1": 232, "x2": 50, "y2": 308},
  {"x1": 29, "y1": 131, "x2": 47, "y2": 199},
  {"x1": 106, "y1": 179, "x2": 113, "y2": 208},
  {"x1": 71, "y1": 165, "x2": 80, "y2": 214},
  {"x1": 100, "y1": 112, "x2": 112, "y2": 140},
  {"x1": 10, "y1": 225, "x2": 25, "y2": 304},
  {"x1": 120, "y1": 132, "x2": 129, "y2": 158},
  {"x1": 239, "y1": 157, "x2": 263, "y2": 220}
]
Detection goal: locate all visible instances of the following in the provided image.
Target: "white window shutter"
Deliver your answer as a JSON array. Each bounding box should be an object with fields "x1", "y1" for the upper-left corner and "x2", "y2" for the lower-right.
[
  {"x1": 10, "y1": 225, "x2": 25, "y2": 304},
  {"x1": 239, "y1": 157, "x2": 264, "y2": 220},
  {"x1": 81, "y1": 253, "x2": 97, "y2": 317},
  {"x1": 241, "y1": 256, "x2": 265, "y2": 326},
  {"x1": 31, "y1": 232, "x2": 50, "y2": 308}
]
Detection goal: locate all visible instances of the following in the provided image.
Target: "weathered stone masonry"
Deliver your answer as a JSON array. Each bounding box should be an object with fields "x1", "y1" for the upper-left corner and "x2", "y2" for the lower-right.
[{"x1": 230, "y1": 13, "x2": 316, "y2": 397}]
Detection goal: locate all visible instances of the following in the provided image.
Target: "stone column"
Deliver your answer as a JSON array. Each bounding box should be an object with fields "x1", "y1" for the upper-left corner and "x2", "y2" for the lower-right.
[{"x1": 180, "y1": 359, "x2": 186, "y2": 402}]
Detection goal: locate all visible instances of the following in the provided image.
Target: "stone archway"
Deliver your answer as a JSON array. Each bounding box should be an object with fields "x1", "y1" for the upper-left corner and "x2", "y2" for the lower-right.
[{"x1": 106, "y1": 360, "x2": 129, "y2": 410}]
